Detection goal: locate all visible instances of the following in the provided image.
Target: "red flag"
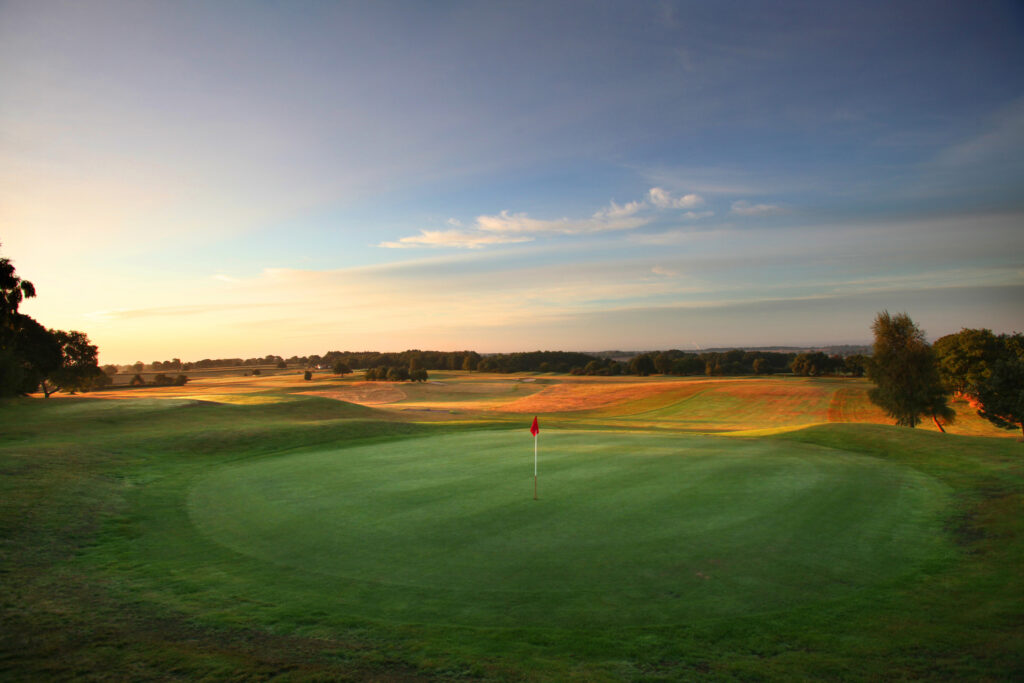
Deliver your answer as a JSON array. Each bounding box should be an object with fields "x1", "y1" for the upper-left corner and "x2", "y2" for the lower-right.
[{"x1": 530, "y1": 416, "x2": 539, "y2": 436}]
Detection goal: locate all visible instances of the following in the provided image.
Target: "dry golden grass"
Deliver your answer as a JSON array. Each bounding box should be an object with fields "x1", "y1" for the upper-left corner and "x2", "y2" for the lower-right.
[
  {"x1": 499, "y1": 379, "x2": 701, "y2": 414},
  {"x1": 303, "y1": 383, "x2": 407, "y2": 405},
  {"x1": 42, "y1": 370, "x2": 1016, "y2": 437}
]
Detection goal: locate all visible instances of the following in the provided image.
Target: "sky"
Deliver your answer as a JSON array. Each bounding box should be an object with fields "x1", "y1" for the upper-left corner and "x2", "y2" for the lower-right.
[{"x1": 2, "y1": 0, "x2": 1022, "y2": 363}]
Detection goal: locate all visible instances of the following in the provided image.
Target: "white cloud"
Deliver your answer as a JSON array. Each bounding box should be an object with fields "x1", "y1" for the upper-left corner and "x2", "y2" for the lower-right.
[
  {"x1": 379, "y1": 190, "x2": 704, "y2": 250},
  {"x1": 648, "y1": 187, "x2": 704, "y2": 209},
  {"x1": 651, "y1": 266, "x2": 677, "y2": 277},
  {"x1": 594, "y1": 199, "x2": 645, "y2": 219},
  {"x1": 378, "y1": 229, "x2": 533, "y2": 249},
  {"x1": 731, "y1": 200, "x2": 784, "y2": 216},
  {"x1": 475, "y1": 208, "x2": 649, "y2": 235}
]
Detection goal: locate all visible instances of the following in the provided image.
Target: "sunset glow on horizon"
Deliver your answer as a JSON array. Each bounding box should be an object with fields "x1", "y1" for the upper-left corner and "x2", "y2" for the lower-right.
[{"x1": 2, "y1": 1, "x2": 1022, "y2": 363}]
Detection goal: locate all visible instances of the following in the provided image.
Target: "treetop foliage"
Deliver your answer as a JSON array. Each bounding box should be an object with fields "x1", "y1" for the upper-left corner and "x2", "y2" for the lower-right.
[
  {"x1": 866, "y1": 311, "x2": 951, "y2": 429},
  {"x1": 1, "y1": 244, "x2": 104, "y2": 397},
  {"x1": 934, "y1": 328, "x2": 1024, "y2": 437}
]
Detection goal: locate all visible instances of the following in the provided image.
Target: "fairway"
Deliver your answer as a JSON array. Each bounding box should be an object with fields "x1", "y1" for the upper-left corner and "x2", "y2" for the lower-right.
[{"x1": 184, "y1": 430, "x2": 953, "y2": 628}]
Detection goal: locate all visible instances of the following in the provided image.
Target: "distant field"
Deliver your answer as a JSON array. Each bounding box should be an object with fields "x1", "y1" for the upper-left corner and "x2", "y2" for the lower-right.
[
  {"x1": 69, "y1": 370, "x2": 1014, "y2": 437},
  {"x1": 4, "y1": 374, "x2": 1021, "y2": 680}
]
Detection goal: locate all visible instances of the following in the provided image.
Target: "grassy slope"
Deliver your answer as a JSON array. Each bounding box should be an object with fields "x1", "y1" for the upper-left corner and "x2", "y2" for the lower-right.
[{"x1": 1, "y1": 385, "x2": 1022, "y2": 680}]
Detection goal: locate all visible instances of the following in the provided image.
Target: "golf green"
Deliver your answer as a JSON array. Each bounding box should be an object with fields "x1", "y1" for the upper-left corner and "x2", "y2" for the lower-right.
[{"x1": 182, "y1": 430, "x2": 953, "y2": 628}]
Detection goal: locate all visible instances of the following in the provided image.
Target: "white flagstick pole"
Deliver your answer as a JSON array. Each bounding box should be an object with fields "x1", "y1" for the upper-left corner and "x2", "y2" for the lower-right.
[{"x1": 533, "y1": 431, "x2": 538, "y2": 500}]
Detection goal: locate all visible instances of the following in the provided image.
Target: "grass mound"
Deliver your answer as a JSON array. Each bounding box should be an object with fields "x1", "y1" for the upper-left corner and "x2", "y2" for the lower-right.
[{"x1": 112, "y1": 430, "x2": 953, "y2": 630}]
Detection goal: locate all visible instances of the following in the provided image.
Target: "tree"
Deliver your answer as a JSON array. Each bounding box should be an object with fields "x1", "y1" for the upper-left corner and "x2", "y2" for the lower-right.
[
  {"x1": 303, "y1": 370, "x2": 313, "y2": 381},
  {"x1": 0, "y1": 245, "x2": 36, "y2": 325},
  {"x1": 653, "y1": 352, "x2": 673, "y2": 375},
  {"x1": 13, "y1": 316, "x2": 62, "y2": 396},
  {"x1": 933, "y1": 328, "x2": 1002, "y2": 399},
  {"x1": 630, "y1": 353, "x2": 655, "y2": 376},
  {"x1": 45, "y1": 330, "x2": 104, "y2": 395},
  {"x1": 933, "y1": 329, "x2": 1024, "y2": 438},
  {"x1": 792, "y1": 351, "x2": 830, "y2": 376},
  {"x1": 0, "y1": 246, "x2": 43, "y2": 396},
  {"x1": 386, "y1": 366, "x2": 410, "y2": 382},
  {"x1": 332, "y1": 361, "x2": 352, "y2": 375},
  {"x1": 866, "y1": 311, "x2": 951, "y2": 429},
  {"x1": 975, "y1": 352, "x2": 1024, "y2": 439},
  {"x1": 844, "y1": 354, "x2": 868, "y2": 377}
]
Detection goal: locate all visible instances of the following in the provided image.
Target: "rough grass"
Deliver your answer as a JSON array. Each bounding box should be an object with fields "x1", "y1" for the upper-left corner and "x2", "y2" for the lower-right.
[
  {"x1": 2, "y1": 378, "x2": 1022, "y2": 680},
  {"x1": 53, "y1": 371, "x2": 1017, "y2": 438}
]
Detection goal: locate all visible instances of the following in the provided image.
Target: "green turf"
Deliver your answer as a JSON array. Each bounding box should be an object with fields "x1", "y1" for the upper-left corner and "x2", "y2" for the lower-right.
[
  {"x1": 181, "y1": 430, "x2": 952, "y2": 628},
  {"x1": 2, "y1": 390, "x2": 1022, "y2": 680}
]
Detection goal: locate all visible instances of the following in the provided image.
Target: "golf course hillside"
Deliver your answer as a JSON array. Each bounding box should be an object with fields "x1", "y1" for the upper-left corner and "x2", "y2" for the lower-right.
[
  {"x1": 70, "y1": 370, "x2": 1014, "y2": 437},
  {"x1": 2, "y1": 375, "x2": 1022, "y2": 680}
]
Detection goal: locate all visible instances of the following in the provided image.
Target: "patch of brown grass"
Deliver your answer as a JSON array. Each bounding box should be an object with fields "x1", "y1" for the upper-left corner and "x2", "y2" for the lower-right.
[
  {"x1": 499, "y1": 380, "x2": 701, "y2": 414},
  {"x1": 304, "y1": 383, "x2": 407, "y2": 405}
]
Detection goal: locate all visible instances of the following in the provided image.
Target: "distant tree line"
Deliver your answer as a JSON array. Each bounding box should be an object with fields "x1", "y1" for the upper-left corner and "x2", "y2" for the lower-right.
[
  {"x1": 321, "y1": 350, "x2": 483, "y2": 372},
  {"x1": 130, "y1": 347, "x2": 877, "y2": 380},
  {"x1": 127, "y1": 373, "x2": 189, "y2": 388},
  {"x1": 617, "y1": 349, "x2": 867, "y2": 378},
  {"x1": 1, "y1": 244, "x2": 106, "y2": 397},
  {"x1": 114, "y1": 355, "x2": 290, "y2": 373}
]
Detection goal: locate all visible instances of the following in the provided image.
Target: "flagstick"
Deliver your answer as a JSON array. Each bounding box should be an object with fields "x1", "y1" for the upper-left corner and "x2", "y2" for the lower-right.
[{"x1": 533, "y1": 432, "x2": 538, "y2": 500}]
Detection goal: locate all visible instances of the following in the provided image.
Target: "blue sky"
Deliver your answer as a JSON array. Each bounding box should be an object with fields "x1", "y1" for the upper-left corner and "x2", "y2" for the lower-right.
[{"x1": 2, "y1": 0, "x2": 1022, "y2": 362}]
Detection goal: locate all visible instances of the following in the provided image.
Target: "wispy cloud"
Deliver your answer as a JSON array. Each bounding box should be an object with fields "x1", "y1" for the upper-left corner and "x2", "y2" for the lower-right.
[
  {"x1": 731, "y1": 200, "x2": 785, "y2": 216},
  {"x1": 85, "y1": 303, "x2": 272, "y2": 322},
  {"x1": 379, "y1": 229, "x2": 533, "y2": 249},
  {"x1": 648, "y1": 187, "x2": 704, "y2": 209},
  {"x1": 379, "y1": 188, "x2": 709, "y2": 249},
  {"x1": 475, "y1": 206, "x2": 650, "y2": 235},
  {"x1": 932, "y1": 98, "x2": 1024, "y2": 169}
]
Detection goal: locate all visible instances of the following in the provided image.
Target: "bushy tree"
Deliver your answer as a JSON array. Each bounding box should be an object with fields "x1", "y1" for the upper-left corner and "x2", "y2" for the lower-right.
[
  {"x1": 866, "y1": 311, "x2": 951, "y2": 429},
  {"x1": 630, "y1": 353, "x2": 655, "y2": 376},
  {"x1": 0, "y1": 247, "x2": 35, "y2": 324},
  {"x1": 844, "y1": 354, "x2": 868, "y2": 377},
  {"x1": 45, "y1": 330, "x2": 104, "y2": 394},
  {"x1": 386, "y1": 366, "x2": 410, "y2": 382},
  {"x1": 975, "y1": 352, "x2": 1024, "y2": 439},
  {"x1": 934, "y1": 329, "x2": 1023, "y2": 438},
  {"x1": 332, "y1": 361, "x2": 352, "y2": 375},
  {"x1": 933, "y1": 328, "x2": 1003, "y2": 398}
]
